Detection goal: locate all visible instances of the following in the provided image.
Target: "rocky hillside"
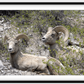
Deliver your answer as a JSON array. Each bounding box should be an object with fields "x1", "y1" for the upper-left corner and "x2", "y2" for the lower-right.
[{"x1": 0, "y1": 10, "x2": 84, "y2": 75}]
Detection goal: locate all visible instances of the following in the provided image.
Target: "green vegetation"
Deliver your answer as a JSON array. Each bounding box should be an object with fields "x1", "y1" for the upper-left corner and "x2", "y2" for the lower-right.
[{"x1": 0, "y1": 10, "x2": 84, "y2": 75}]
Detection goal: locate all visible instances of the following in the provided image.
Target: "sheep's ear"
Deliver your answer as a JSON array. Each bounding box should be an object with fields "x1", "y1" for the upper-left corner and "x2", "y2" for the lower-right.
[
  {"x1": 48, "y1": 27, "x2": 53, "y2": 31},
  {"x1": 3, "y1": 35, "x2": 9, "y2": 44},
  {"x1": 17, "y1": 39, "x2": 21, "y2": 43}
]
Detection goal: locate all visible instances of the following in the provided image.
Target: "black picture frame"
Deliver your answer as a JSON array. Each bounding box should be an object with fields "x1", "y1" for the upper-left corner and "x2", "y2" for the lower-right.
[{"x1": 0, "y1": 2, "x2": 84, "y2": 83}]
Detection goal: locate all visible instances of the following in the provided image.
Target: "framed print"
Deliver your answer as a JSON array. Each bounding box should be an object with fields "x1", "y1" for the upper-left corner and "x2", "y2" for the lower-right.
[{"x1": 0, "y1": 3, "x2": 84, "y2": 83}]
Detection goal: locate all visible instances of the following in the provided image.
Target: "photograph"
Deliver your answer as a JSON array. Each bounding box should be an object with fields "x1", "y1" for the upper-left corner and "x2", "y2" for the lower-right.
[{"x1": 0, "y1": 4, "x2": 84, "y2": 82}]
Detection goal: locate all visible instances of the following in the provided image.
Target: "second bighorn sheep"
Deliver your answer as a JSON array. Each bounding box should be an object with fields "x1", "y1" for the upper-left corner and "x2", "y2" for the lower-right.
[
  {"x1": 4, "y1": 33, "x2": 65, "y2": 75},
  {"x1": 42, "y1": 26, "x2": 84, "y2": 59},
  {"x1": 42, "y1": 26, "x2": 69, "y2": 58}
]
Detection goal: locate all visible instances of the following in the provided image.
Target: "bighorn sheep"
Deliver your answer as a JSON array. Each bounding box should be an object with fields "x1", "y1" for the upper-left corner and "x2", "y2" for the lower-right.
[
  {"x1": 42, "y1": 26, "x2": 70, "y2": 58},
  {"x1": 4, "y1": 33, "x2": 65, "y2": 75},
  {"x1": 42, "y1": 26, "x2": 84, "y2": 61}
]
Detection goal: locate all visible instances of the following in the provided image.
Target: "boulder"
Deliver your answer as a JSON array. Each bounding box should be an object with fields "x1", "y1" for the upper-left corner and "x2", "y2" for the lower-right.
[{"x1": 0, "y1": 60, "x2": 4, "y2": 68}]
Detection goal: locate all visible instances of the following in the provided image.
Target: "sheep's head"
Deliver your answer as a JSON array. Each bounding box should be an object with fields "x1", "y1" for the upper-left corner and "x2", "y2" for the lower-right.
[
  {"x1": 4, "y1": 34, "x2": 29, "y2": 53},
  {"x1": 42, "y1": 26, "x2": 69, "y2": 45}
]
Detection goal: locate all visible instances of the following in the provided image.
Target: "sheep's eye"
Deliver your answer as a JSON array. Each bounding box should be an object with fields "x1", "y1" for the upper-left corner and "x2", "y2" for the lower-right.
[
  {"x1": 15, "y1": 42, "x2": 18, "y2": 44},
  {"x1": 51, "y1": 34, "x2": 55, "y2": 37},
  {"x1": 7, "y1": 41, "x2": 9, "y2": 45},
  {"x1": 15, "y1": 40, "x2": 18, "y2": 44}
]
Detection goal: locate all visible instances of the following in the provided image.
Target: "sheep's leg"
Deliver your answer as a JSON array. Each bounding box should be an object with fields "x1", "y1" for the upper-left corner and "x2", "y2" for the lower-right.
[
  {"x1": 43, "y1": 68, "x2": 50, "y2": 75},
  {"x1": 47, "y1": 61, "x2": 58, "y2": 75},
  {"x1": 35, "y1": 68, "x2": 50, "y2": 75},
  {"x1": 47, "y1": 58, "x2": 65, "y2": 75},
  {"x1": 47, "y1": 64, "x2": 58, "y2": 75}
]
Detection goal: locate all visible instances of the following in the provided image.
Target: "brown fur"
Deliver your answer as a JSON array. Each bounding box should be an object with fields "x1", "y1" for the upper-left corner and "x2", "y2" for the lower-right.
[
  {"x1": 4, "y1": 33, "x2": 65, "y2": 75},
  {"x1": 42, "y1": 26, "x2": 69, "y2": 58},
  {"x1": 42, "y1": 26, "x2": 84, "y2": 65}
]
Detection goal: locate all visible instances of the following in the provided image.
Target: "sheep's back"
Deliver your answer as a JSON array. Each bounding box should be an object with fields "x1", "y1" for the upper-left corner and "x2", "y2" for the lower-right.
[{"x1": 18, "y1": 54, "x2": 48, "y2": 70}]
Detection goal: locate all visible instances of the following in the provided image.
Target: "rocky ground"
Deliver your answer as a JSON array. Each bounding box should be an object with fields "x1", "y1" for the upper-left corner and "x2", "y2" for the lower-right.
[{"x1": 0, "y1": 10, "x2": 84, "y2": 75}]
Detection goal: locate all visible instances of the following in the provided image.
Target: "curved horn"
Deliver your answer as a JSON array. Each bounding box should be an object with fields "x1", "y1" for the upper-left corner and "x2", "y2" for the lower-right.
[
  {"x1": 53, "y1": 26, "x2": 69, "y2": 41},
  {"x1": 48, "y1": 27, "x2": 53, "y2": 31},
  {"x1": 15, "y1": 33, "x2": 29, "y2": 41}
]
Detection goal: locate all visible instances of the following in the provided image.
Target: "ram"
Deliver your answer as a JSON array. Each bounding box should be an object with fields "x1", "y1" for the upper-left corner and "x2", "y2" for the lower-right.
[
  {"x1": 4, "y1": 33, "x2": 65, "y2": 75},
  {"x1": 42, "y1": 26, "x2": 84, "y2": 62}
]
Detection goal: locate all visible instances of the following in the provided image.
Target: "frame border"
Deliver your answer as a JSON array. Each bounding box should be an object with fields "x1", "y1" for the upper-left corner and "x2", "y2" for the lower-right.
[{"x1": 0, "y1": 2, "x2": 84, "y2": 83}]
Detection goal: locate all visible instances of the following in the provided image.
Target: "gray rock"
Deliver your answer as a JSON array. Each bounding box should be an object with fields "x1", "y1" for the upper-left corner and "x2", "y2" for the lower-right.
[
  {"x1": 6, "y1": 73, "x2": 11, "y2": 75},
  {"x1": 0, "y1": 28, "x2": 3, "y2": 32},
  {"x1": 0, "y1": 60, "x2": 4, "y2": 68},
  {"x1": 0, "y1": 67, "x2": 3, "y2": 70},
  {"x1": 0, "y1": 24, "x2": 4, "y2": 32},
  {"x1": 0, "y1": 35, "x2": 2, "y2": 38},
  {"x1": 29, "y1": 34, "x2": 33, "y2": 37}
]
